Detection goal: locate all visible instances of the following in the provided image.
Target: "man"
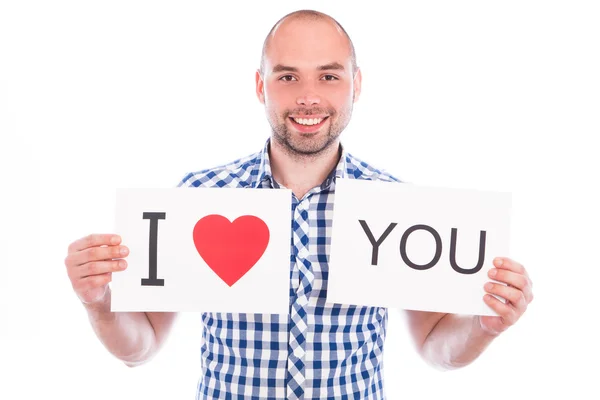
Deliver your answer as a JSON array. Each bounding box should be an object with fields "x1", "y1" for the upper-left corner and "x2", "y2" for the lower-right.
[{"x1": 64, "y1": 9, "x2": 534, "y2": 399}]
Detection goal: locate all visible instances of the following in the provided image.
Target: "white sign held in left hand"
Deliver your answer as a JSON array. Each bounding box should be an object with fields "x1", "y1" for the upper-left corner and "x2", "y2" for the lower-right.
[{"x1": 327, "y1": 179, "x2": 512, "y2": 316}]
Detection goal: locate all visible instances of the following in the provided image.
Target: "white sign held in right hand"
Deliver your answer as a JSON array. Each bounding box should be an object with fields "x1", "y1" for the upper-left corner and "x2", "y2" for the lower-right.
[{"x1": 327, "y1": 179, "x2": 512, "y2": 316}]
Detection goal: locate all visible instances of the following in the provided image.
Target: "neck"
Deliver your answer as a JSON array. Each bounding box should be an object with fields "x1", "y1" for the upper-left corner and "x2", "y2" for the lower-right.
[{"x1": 269, "y1": 137, "x2": 341, "y2": 199}]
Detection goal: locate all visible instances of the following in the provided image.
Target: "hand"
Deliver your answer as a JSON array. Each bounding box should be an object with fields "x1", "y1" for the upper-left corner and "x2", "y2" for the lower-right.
[
  {"x1": 479, "y1": 257, "x2": 534, "y2": 336},
  {"x1": 64, "y1": 234, "x2": 129, "y2": 305}
]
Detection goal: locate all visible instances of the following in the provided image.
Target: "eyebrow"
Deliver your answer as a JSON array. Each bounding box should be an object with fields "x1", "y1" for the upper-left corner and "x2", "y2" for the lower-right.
[
  {"x1": 317, "y1": 62, "x2": 345, "y2": 71},
  {"x1": 271, "y1": 62, "x2": 346, "y2": 73}
]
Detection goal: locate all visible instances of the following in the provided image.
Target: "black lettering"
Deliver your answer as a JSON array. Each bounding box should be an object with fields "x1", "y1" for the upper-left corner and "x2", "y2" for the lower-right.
[
  {"x1": 141, "y1": 212, "x2": 166, "y2": 286},
  {"x1": 359, "y1": 220, "x2": 397, "y2": 266},
  {"x1": 449, "y1": 228, "x2": 486, "y2": 274},
  {"x1": 400, "y1": 224, "x2": 442, "y2": 270}
]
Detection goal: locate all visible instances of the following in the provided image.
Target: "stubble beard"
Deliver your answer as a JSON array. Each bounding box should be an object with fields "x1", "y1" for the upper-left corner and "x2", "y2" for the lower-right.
[{"x1": 268, "y1": 104, "x2": 353, "y2": 160}]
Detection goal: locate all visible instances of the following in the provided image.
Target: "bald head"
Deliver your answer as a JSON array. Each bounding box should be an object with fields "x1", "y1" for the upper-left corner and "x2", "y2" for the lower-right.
[{"x1": 259, "y1": 10, "x2": 358, "y2": 76}]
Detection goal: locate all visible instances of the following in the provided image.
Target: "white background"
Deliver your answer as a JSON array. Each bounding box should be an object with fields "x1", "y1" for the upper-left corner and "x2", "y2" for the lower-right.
[{"x1": 1, "y1": 1, "x2": 598, "y2": 399}]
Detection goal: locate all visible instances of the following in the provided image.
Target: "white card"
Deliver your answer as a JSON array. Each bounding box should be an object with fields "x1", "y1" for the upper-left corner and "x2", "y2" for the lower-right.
[
  {"x1": 327, "y1": 179, "x2": 511, "y2": 316},
  {"x1": 111, "y1": 187, "x2": 292, "y2": 313}
]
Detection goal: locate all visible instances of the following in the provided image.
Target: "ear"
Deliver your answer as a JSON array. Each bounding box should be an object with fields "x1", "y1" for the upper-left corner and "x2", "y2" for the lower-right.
[
  {"x1": 256, "y1": 69, "x2": 265, "y2": 104},
  {"x1": 353, "y1": 67, "x2": 362, "y2": 103}
]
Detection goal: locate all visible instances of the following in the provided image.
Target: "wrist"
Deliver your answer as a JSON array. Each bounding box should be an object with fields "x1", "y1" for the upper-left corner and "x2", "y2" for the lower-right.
[
  {"x1": 82, "y1": 286, "x2": 112, "y2": 317},
  {"x1": 474, "y1": 315, "x2": 501, "y2": 339}
]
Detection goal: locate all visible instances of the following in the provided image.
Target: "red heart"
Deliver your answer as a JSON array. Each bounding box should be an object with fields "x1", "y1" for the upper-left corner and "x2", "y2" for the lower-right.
[{"x1": 192, "y1": 214, "x2": 270, "y2": 287}]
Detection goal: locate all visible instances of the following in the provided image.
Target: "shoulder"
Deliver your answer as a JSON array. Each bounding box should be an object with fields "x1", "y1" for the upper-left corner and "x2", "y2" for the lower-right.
[
  {"x1": 344, "y1": 152, "x2": 404, "y2": 183},
  {"x1": 176, "y1": 150, "x2": 262, "y2": 189}
]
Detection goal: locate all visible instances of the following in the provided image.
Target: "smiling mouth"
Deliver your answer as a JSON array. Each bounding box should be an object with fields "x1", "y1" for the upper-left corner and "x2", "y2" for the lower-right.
[
  {"x1": 290, "y1": 116, "x2": 327, "y2": 126},
  {"x1": 288, "y1": 116, "x2": 329, "y2": 132}
]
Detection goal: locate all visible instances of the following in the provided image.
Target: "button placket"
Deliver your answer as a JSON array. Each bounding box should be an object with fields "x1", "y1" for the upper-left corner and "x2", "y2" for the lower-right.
[{"x1": 286, "y1": 198, "x2": 313, "y2": 399}]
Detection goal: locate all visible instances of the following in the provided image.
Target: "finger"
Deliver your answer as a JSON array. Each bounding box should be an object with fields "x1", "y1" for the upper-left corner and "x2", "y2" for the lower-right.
[
  {"x1": 66, "y1": 245, "x2": 129, "y2": 267},
  {"x1": 68, "y1": 234, "x2": 121, "y2": 254},
  {"x1": 488, "y1": 267, "x2": 534, "y2": 303},
  {"x1": 484, "y1": 282, "x2": 527, "y2": 310},
  {"x1": 73, "y1": 272, "x2": 113, "y2": 293},
  {"x1": 484, "y1": 294, "x2": 517, "y2": 325},
  {"x1": 488, "y1": 268, "x2": 531, "y2": 291},
  {"x1": 493, "y1": 257, "x2": 527, "y2": 277},
  {"x1": 72, "y1": 260, "x2": 128, "y2": 279}
]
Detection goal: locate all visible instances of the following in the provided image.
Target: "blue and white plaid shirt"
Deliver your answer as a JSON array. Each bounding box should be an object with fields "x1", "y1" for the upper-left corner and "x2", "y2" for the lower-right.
[{"x1": 178, "y1": 138, "x2": 401, "y2": 399}]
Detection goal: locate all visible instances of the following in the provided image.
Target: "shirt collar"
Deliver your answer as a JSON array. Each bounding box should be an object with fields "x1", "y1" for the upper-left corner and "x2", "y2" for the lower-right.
[
  {"x1": 254, "y1": 137, "x2": 348, "y2": 190},
  {"x1": 255, "y1": 138, "x2": 274, "y2": 187}
]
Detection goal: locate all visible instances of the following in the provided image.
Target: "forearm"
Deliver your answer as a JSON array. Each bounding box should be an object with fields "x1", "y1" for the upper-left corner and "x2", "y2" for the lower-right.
[
  {"x1": 83, "y1": 287, "x2": 156, "y2": 366},
  {"x1": 421, "y1": 314, "x2": 498, "y2": 370}
]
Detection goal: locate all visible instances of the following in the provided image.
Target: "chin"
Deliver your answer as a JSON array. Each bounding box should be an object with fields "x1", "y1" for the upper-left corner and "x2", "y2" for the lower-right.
[
  {"x1": 271, "y1": 118, "x2": 339, "y2": 156},
  {"x1": 289, "y1": 136, "x2": 337, "y2": 156}
]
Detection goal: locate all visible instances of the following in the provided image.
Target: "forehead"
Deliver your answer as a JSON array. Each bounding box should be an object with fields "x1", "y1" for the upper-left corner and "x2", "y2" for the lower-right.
[{"x1": 264, "y1": 18, "x2": 352, "y2": 71}]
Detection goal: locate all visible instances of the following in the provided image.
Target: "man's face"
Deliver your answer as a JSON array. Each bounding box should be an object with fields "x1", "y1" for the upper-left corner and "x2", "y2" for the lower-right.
[{"x1": 256, "y1": 18, "x2": 361, "y2": 157}]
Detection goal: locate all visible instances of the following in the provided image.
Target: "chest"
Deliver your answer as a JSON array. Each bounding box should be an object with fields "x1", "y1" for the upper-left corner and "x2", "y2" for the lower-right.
[{"x1": 289, "y1": 190, "x2": 336, "y2": 297}]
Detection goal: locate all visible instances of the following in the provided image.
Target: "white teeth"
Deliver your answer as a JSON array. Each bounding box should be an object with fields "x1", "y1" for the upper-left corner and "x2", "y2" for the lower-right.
[{"x1": 293, "y1": 117, "x2": 323, "y2": 126}]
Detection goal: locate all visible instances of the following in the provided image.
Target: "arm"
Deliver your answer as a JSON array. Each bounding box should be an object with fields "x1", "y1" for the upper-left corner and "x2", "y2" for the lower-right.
[
  {"x1": 83, "y1": 287, "x2": 178, "y2": 367},
  {"x1": 404, "y1": 310, "x2": 496, "y2": 371},
  {"x1": 404, "y1": 257, "x2": 534, "y2": 370},
  {"x1": 65, "y1": 233, "x2": 178, "y2": 367}
]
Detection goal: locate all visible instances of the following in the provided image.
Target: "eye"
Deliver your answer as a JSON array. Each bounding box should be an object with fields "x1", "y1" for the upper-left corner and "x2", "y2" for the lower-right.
[
  {"x1": 322, "y1": 75, "x2": 339, "y2": 81},
  {"x1": 279, "y1": 75, "x2": 297, "y2": 82}
]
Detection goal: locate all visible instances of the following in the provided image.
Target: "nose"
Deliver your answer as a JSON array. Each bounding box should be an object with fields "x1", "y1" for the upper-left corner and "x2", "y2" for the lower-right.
[{"x1": 296, "y1": 91, "x2": 321, "y2": 106}]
